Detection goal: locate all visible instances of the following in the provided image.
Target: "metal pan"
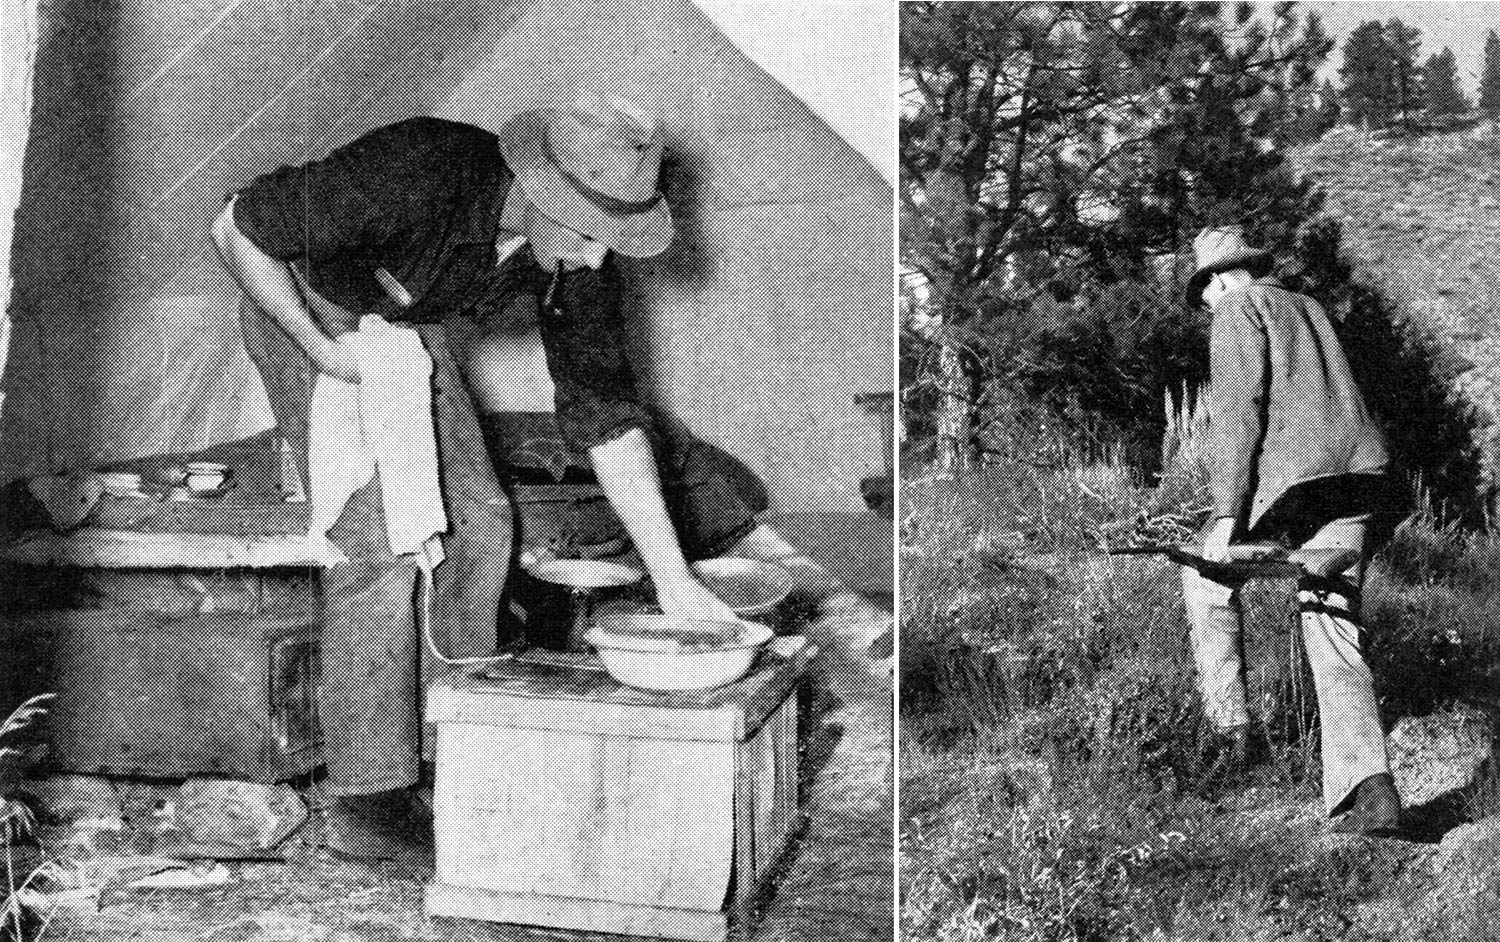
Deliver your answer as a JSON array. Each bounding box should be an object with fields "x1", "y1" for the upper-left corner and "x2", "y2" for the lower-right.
[{"x1": 523, "y1": 558, "x2": 645, "y2": 589}]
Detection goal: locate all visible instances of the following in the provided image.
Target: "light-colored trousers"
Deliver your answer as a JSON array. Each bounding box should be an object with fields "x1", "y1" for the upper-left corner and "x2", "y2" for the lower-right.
[{"x1": 1180, "y1": 516, "x2": 1390, "y2": 815}]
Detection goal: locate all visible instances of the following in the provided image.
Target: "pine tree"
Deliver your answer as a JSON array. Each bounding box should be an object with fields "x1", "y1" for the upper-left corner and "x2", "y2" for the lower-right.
[
  {"x1": 1385, "y1": 18, "x2": 1424, "y2": 131},
  {"x1": 901, "y1": 1, "x2": 1330, "y2": 471},
  {"x1": 1480, "y1": 30, "x2": 1500, "y2": 117},
  {"x1": 1280, "y1": 80, "x2": 1327, "y2": 144},
  {"x1": 1423, "y1": 47, "x2": 1468, "y2": 116},
  {"x1": 1340, "y1": 21, "x2": 1394, "y2": 128}
]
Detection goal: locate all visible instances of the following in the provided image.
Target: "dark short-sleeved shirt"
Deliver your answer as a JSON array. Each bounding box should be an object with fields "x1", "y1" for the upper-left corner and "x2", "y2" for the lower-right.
[{"x1": 230, "y1": 116, "x2": 654, "y2": 450}]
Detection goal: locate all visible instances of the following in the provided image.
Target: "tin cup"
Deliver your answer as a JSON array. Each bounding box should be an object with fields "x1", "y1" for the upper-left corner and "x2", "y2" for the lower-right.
[{"x1": 184, "y1": 462, "x2": 230, "y2": 492}]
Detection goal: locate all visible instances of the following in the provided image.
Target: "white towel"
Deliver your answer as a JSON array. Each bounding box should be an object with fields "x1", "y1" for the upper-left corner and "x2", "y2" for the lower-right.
[{"x1": 306, "y1": 315, "x2": 447, "y2": 569}]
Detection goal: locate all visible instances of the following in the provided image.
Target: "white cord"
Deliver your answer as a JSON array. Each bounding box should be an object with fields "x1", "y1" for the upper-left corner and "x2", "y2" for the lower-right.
[{"x1": 417, "y1": 552, "x2": 512, "y2": 666}]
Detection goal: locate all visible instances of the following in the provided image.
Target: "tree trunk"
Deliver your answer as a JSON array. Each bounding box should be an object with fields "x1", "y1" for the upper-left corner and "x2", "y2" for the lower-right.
[{"x1": 933, "y1": 333, "x2": 972, "y2": 478}]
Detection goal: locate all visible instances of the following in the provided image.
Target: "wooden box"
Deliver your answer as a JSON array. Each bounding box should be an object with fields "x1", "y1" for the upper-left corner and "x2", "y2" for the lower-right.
[{"x1": 424, "y1": 636, "x2": 814, "y2": 942}]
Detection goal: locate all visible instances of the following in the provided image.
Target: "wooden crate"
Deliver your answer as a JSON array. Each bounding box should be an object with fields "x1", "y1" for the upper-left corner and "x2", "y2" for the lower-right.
[{"x1": 424, "y1": 636, "x2": 814, "y2": 942}]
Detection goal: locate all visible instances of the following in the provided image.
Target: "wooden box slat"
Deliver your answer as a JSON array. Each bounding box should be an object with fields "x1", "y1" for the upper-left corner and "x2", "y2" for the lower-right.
[
  {"x1": 427, "y1": 636, "x2": 811, "y2": 742},
  {"x1": 433, "y1": 724, "x2": 735, "y2": 909},
  {"x1": 425, "y1": 884, "x2": 729, "y2": 942}
]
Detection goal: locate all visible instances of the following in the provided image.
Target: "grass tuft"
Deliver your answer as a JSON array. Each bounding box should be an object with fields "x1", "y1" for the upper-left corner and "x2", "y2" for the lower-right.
[{"x1": 0, "y1": 694, "x2": 55, "y2": 942}]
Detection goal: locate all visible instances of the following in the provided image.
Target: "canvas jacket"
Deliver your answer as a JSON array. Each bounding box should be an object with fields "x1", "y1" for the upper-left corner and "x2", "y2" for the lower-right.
[
  {"x1": 230, "y1": 116, "x2": 653, "y2": 452},
  {"x1": 1207, "y1": 277, "x2": 1389, "y2": 529}
]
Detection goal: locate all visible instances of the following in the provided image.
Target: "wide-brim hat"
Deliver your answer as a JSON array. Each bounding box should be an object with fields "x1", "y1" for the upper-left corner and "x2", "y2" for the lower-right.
[
  {"x1": 498, "y1": 93, "x2": 674, "y2": 259},
  {"x1": 1186, "y1": 226, "x2": 1272, "y2": 307}
]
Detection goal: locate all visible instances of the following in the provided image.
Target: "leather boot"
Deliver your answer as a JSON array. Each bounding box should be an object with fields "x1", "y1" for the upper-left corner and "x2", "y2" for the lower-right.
[
  {"x1": 1197, "y1": 723, "x2": 1253, "y2": 790},
  {"x1": 1330, "y1": 772, "x2": 1402, "y2": 836},
  {"x1": 323, "y1": 789, "x2": 434, "y2": 868}
]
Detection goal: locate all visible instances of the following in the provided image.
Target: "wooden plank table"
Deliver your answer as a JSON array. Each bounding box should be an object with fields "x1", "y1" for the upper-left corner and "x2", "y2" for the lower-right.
[{"x1": 1, "y1": 526, "x2": 323, "y2": 569}]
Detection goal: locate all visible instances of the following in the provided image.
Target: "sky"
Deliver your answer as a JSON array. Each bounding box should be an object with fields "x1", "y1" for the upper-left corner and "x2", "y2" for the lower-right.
[{"x1": 1307, "y1": 2, "x2": 1500, "y2": 94}]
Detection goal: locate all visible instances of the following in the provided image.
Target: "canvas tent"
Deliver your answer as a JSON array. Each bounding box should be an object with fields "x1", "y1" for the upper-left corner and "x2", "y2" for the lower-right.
[{"x1": 0, "y1": 0, "x2": 892, "y2": 514}]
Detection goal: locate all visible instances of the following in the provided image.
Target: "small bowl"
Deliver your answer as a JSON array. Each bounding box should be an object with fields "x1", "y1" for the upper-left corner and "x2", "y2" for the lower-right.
[
  {"x1": 185, "y1": 462, "x2": 231, "y2": 492},
  {"x1": 691, "y1": 558, "x2": 794, "y2": 616},
  {"x1": 586, "y1": 614, "x2": 773, "y2": 691}
]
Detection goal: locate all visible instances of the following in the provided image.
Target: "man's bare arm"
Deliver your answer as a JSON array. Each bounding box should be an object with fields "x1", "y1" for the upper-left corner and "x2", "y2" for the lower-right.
[{"x1": 589, "y1": 428, "x2": 736, "y2": 622}]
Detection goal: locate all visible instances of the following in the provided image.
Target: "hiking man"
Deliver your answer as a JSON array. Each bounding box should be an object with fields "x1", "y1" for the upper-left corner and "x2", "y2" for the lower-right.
[
  {"x1": 211, "y1": 95, "x2": 739, "y2": 864},
  {"x1": 1183, "y1": 226, "x2": 1401, "y2": 835}
]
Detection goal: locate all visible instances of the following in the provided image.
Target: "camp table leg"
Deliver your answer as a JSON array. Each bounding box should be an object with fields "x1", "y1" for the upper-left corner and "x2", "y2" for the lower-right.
[{"x1": 734, "y1": 740, "x2": 756, "y2": 941}]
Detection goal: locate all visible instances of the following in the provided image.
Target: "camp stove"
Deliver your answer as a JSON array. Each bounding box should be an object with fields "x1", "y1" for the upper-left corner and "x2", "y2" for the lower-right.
[{"x1": 50, "y1": 594, "x2": 323, "y2": 782}]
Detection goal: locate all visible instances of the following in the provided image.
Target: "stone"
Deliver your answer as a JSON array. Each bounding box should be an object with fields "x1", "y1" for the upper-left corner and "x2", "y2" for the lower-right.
[
  {"x1": 175, "y1": 779, "x2": 307, "y2": 851},
  {"x1": 61, "y1": 816, "x2": 128, "y2": 859},
  {"x1": 1388, "y1": 709, "x2": 1491, "y2": 808},
  {"x1": 1435, "y1": 816, "x2": 1500, "y2": 871}
]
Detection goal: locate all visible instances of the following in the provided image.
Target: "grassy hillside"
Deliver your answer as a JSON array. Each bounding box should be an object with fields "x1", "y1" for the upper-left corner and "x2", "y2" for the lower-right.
[
  {"x1": 1292, "y1": 124, "x2": 1500, "y2": 505},
  {"x1": 901, "y1": 401, "x2": 1500, "y2": 941}
]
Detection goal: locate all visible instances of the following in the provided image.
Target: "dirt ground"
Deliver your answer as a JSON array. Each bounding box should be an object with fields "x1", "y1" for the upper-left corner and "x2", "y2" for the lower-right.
[{"x1": 13, "y1": 514, "x2": 894, "y2": 942}]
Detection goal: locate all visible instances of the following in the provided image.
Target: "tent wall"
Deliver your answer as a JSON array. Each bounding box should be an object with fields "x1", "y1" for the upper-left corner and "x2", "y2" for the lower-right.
[
  {"x1": 1, "y1": 0, "x2": 38, "y2": 386},
  {"x1": 1, "y1": 0, "x2": 891, "y2": 513},
  {"x1": 2, "y1": 0, "x2": 535, "y2": 482}
]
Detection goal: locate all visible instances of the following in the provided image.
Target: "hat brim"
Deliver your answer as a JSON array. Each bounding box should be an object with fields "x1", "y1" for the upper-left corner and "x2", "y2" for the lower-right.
[
  {"x1": 499, "y1": 109, "x2": 674, "y2": 259},
  {"x1": 1185, "y1": 247, "x2": 1272, "y2": 307}
]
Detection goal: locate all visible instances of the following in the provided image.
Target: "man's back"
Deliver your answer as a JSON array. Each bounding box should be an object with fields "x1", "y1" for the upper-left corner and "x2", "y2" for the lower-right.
[{"x1": 1207, "y1": 277, "x2": 1389, "y2": 528}]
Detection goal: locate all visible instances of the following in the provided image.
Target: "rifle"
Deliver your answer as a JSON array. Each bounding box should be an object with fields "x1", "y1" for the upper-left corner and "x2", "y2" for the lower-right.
[{"x1": 1106, "y1": 542, "x2": 1358, "y2": 582}]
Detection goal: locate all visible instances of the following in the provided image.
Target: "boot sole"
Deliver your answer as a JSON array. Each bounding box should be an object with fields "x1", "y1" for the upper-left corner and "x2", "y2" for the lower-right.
[
  {"x1": 321, "y1": 819, "x2": 433, "y2": 870},
  {"x1": 1330, "y1": 812, "x2": 1403, "y2": 838},
  {"x1": 324, "y1": 841, "x2": 434, "y2": 878}
]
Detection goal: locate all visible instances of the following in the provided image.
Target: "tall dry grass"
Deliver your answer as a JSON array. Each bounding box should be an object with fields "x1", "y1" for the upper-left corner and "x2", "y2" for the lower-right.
[
  {"x1": 901, "y1": 395, "x2": 1500, "y2": 941},
  {"x1": 0, "y1": 694, "x2": 54, "y2": 942}
]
